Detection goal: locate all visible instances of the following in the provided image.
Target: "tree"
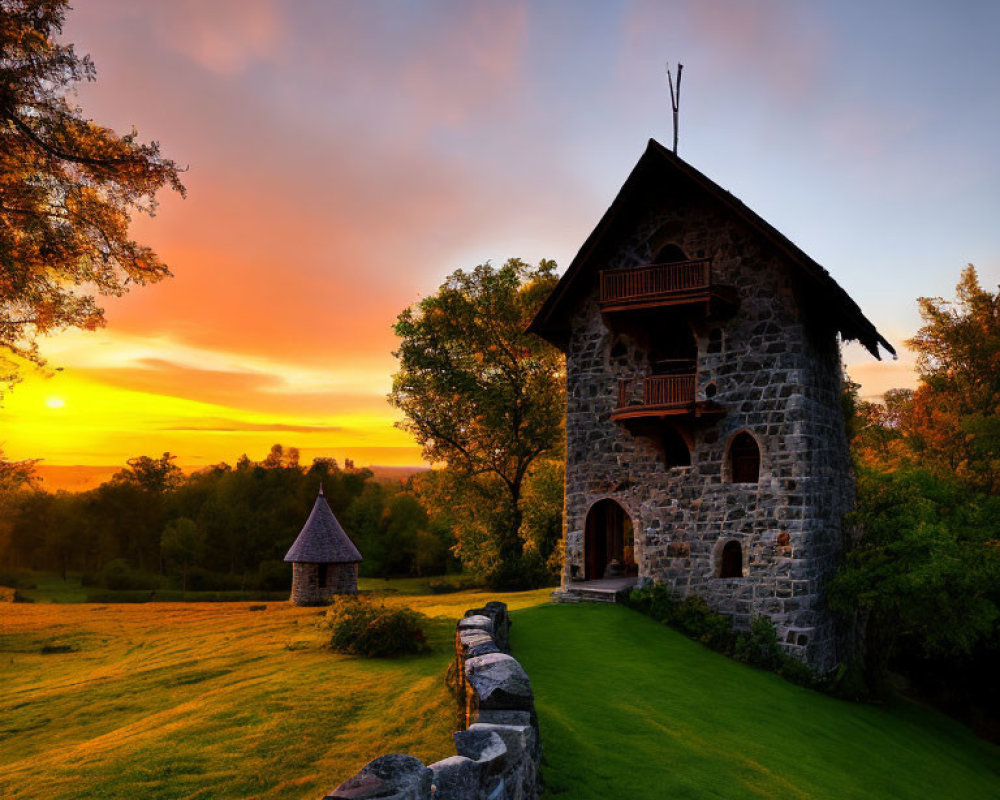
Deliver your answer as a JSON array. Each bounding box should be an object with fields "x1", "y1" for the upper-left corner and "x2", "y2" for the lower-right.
[
  {"x1": 390, "y1": 259, "x2": 564, "y2": 584},
  {"x1": 0, "y1": 0, "x2": 185, "y2": 392},
  {"x1": 161, "y1": 517, "x2": 204, "y2": 591},
  {"x1": 111, "y1": 452, "x2": 183, "y2": 493},
  {"x1": 0, "y1": 446, "x2": 38, "y2": 491},
  {"x1": 828, "y1": 467, "x2": 1000, "y2": 697},
  {"x1": 904, "y1": 265, "x2": 1000, "y2": 491}
]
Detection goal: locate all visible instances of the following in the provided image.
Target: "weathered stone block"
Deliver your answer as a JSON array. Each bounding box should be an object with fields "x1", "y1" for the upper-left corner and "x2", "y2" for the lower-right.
[
  {"x1": 465, "y1": 653, "x2": 533, "y2": 711},
  {"x1": 458, "y1": 615, "x2": 494, "y2": 633},
  {"x1": 429, "y1": 756, "x2": 479, "y2": 800},
  {"x1": 454, "y1": 729, "x2": 507, "y2": 776},
  {"x1": 458, "y1": 629, "x2": 501, "y2": 658},
  {"x1": 327, "y1": 754, "x2": 431, "y2": 800},
  {"x1": 468, "y1": 722, "x2": 535, "y2": 762}
]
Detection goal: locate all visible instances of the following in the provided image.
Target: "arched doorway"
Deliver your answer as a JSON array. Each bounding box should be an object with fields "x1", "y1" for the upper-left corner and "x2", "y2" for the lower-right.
[{"x1": 584, "y1": 499, "x2": 636, "y2": 580}]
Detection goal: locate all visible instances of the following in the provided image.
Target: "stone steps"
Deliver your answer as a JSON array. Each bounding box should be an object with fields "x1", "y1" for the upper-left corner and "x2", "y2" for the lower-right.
[{"x1": 550, "y1": 586, "x2": 629, "y2": 604}]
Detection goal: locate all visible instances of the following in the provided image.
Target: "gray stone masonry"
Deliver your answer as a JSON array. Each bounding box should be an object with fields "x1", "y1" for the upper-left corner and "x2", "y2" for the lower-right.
[
  {"x1": 560, "y1": 192, "x2": 854, "y2": 673},
  {"x1": 321, "y1": 601, "x2": 541, "y2": 800},
  {"x1": 291, "y1": 562, "x2": 358, "y2": 605}
]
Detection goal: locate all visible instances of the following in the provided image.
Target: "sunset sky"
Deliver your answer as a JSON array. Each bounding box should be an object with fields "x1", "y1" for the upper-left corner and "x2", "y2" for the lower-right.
[{"x1": 3, "y1": 0, "x2": 999, "y2": 475}]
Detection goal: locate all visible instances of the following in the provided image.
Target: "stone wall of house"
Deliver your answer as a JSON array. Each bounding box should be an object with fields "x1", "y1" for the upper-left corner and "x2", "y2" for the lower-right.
[
  {"x1": 561, "y1": 187, "x2": 853, "y2": 672},
  {"x1": 290, "y1": 562, "x2": 358, "y2": 605},
  {"x1": 322, "y1": 601, "x2": 541, "y2": 800}
]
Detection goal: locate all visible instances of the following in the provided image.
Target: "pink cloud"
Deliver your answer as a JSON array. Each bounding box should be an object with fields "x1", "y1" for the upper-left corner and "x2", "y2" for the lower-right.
[{"x1": 150, "y1": 0, "x2": 288, "y2": 75}]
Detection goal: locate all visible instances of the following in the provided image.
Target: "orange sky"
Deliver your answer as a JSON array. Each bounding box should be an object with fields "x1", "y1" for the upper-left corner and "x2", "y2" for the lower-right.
[{"x1": 3, "y1": 2, "x2": 998, "y2": 474}]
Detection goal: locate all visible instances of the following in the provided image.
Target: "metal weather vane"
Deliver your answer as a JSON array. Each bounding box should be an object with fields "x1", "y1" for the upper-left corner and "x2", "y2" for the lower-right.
[{"x1": 667, "y1": 62, "x2": 683, "y2": 154}]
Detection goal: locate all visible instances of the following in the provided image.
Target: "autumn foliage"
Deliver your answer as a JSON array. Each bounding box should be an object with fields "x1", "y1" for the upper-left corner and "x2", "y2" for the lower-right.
[
  {"x1": 835, "y1": 265, "x2": 1000, "y2": 734},
  {"x1": 0, "y1": 0, "x2": 184, "y2": 390}
]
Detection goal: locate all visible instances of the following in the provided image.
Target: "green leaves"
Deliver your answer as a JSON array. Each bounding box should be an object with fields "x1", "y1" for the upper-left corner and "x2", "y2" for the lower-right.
[
  {"x1": 829, "y1": 468, "x2": 1000, "y2": 662},
  {"x1": 389, "y1": 259, "x2": 564, "y2": 584}
]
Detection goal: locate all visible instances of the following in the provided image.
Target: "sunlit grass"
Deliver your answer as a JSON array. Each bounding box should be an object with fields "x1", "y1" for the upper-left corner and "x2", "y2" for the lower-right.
[
  {"x1": 0, "y1": 586, "x2": 551, "y2": 800},
  {"x1": 513, "y1": 603, "x2": 1000, "y2": 800}
]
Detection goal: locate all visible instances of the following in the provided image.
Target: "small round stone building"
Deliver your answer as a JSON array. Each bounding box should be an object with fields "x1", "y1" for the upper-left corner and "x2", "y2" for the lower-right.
[{"x1": 284, "y1": 486, "x2": 362, "y2": 605}]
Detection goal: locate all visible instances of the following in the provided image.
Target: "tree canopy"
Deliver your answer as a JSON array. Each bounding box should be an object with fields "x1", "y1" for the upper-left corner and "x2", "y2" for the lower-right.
[
  {"x1": 905, "y1": 265, "x2": 1000, "y2": 491},
  {"x1": 836, "y1": 264, "x2": 1000, "y2": 725},
  {"x1": 0, "y1": 0, "x2": 185, "y2": 390},
  {"x1": 850, "y1": 266, "x2": 1000, "y2": 490},
  {"x1": 390, "y1": 259, "x2": 564, "y2": 585}
]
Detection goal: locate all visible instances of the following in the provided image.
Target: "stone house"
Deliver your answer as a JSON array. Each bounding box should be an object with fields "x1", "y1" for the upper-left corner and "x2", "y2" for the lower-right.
[
  {"x1": 284, "y1": 486, "x2": 362, "y2": 604},
  {"x1": 528, "y1": 139, "x2": 893, "y2": 670}
]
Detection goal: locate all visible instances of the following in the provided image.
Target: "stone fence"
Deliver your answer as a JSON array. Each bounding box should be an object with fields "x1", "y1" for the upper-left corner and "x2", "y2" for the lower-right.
[{"x1": 322, "y1": 601, "x2": 541, "y2": 800}]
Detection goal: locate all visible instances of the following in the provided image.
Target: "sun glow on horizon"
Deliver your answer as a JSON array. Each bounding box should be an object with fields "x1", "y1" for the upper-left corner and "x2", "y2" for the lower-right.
[{"x1": 3, "y1": 330, "x2": 424, "y2": 470}]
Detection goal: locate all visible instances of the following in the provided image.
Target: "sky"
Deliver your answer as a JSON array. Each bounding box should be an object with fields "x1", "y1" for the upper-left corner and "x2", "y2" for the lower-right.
[{"x1": 2, "y1": 0, "x2": 999, "y2": 473}]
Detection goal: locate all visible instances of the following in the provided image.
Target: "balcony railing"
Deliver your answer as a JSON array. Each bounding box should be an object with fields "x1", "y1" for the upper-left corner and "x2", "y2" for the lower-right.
[
  {"x1": 615, "y1": 373, "x2": 696, "y2": 415},
  {"x1": 599, "y1": 258, "x2": 712, "y2": 309}
]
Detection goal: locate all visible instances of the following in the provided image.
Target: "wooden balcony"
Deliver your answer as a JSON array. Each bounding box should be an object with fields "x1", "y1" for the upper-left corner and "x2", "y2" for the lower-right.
[
  {"x1": 611, "y1": 373, "x2": 724, "y2": 422},
  {"x1": 598, "y1": 258, "x2": 737, "y2": 316}
]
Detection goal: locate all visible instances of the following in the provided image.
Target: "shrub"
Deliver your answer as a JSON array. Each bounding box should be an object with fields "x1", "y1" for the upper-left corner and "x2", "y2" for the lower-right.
[
  {"x1": 628, "y1": 582, "x2": 816, "y2": 688},
  {"x1": 734, "y1": 617, "x2": 782, "y2": 670},
  {"x1": 483, "y1": 550, "x2": 558, "y2": 591},
  {"x1": 322, "y1": 598, "x2": 428, "y2": 658},
  {"x1": 92, "y1": 559, "x2": 164, "y2": 591},
  {"x1": 427, "y1": 575, "x2": 479, "y2": 594},
  {"x1": 183, "y1": 568, "x2": 246, "y2": 591},
  {"x1": 255, "y1": 560, "x2": 291, "y2": 591}
]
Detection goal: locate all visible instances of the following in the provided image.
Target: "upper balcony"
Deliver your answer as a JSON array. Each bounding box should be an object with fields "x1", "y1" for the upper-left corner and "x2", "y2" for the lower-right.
[
  {"x1": 598, "y1": 258, "x2": 737, "y2": 318},
  {"x1": 611, "y1": 372, "x2": 724, "y2": 422}
]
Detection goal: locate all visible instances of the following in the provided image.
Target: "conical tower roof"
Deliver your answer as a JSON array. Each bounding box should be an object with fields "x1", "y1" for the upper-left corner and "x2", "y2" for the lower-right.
[{"x1": 283, "y1": 486, "x2": 362, "y2": 564}]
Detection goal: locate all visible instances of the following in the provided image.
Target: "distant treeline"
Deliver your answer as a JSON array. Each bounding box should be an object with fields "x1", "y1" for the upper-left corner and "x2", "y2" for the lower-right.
[{"x1": 0, "y1": 445, "x2": 472, "y2": 591}]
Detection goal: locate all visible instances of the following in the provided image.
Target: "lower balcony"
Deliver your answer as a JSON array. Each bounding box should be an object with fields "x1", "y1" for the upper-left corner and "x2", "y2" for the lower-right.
[{"x1": 611, "y1": 373, "x2": 724, "y2": 422}]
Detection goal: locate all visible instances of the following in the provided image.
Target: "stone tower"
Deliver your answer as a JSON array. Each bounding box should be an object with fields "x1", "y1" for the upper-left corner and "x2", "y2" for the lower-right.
[
  {"x1": 528, "y1": 140, "x2": 893, "y2": 671},
  {"x1": 284, "y1": 486, "x2": 362, "y2": 605}
]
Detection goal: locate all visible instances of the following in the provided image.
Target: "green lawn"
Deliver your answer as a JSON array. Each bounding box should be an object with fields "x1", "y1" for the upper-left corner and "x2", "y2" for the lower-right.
[{"x1": 511, "y1": 603, "x2": 1000, "y2": 800}]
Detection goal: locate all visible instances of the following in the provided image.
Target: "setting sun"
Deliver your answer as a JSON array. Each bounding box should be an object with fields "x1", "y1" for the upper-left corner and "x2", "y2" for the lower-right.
[{"x1": 44, "y1": 396, "x2": 65, "y2": 409}]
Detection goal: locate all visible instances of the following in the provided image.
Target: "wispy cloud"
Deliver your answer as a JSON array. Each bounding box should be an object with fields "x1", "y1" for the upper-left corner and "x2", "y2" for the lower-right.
[{"x1": 159, "y1": 418, "x2": 344, "y2": 434}]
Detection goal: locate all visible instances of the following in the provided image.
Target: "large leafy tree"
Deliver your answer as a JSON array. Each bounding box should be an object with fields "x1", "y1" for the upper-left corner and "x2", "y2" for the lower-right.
[
  {"x1": 0, "y1": 0, "x2": 184, "y2": 390},
  {"x1": 846, "y1": 266, "x2": 1000, "y2": 489},
  {"x1": 390, "y1": 259, "x2": 564, "y2": 582},
  {"x1": 904, "y1": 265, "x2": 1000, "y2": 491}
]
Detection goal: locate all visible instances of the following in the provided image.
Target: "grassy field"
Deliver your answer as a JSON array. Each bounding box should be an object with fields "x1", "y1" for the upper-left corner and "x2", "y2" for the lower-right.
[
  {"x1": 5, "y1": 587, "x2": 1000, "y2": 800},
  {"x1": 512, "y1": 603, "x2": 1000, "y2": 800},
  {"x1": 0, "y1": 585, "x2": 550, "y2": 800}
]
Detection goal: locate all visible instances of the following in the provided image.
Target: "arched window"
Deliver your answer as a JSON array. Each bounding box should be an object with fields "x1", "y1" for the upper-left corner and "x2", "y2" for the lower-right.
[
  {"x1": 729, "y1": 432, "x2": 760, "y2": 484},
  {"x1": 720, "y1": 541, "x2": 743, "y2": 578},
  {"x1": 654, "y1": 243, "x2": 688, "y2": 263}
]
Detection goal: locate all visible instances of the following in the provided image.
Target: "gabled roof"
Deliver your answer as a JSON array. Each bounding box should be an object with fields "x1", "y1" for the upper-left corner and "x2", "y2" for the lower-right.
[
  {"x1": 284, "y1": 486, "x2": 362, "y2": 564},
  {"x1": 527, "y1": 139, "x2": 894, "y2": 360}
]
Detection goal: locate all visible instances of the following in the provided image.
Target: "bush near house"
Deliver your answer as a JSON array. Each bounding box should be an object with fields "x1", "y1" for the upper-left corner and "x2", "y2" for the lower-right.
[{"x1": 627, "y1": 583, "x2": 818, "y2": 687}]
